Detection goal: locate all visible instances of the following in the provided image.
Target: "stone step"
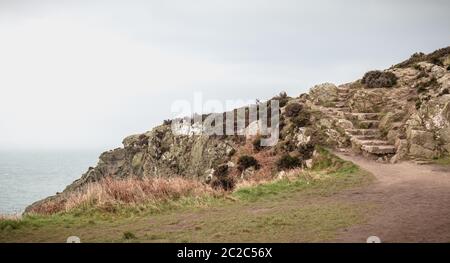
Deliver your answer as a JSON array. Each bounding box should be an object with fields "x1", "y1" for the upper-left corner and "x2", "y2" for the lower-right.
[
  {"x1": 352, "y1": 135, "x2": 378, "y2": 140},
  {"x1": 345, "y1": 129, "x2": 379, "y2": 136},
  {"x1": 345, "y1": 113, "x2": 380, "y2": 121},
  {"x1": 361, "y1": 145, "x2": 396, "y2": 155},
  {"x1": 351, "y1": 138, "x2": 390, "y2": 146},
  {"x1": 357, "y1": 120, "x2": 380, "y2": 129},
  {"x1": 335, "y1": 102, "x2": 346, "y2": 108},
  {"x1": 329, "y1": 107, "x2": 350, "y2": 112},
  {"x1": 337, "y1": 89, "x2": 350, "y2": 93}
]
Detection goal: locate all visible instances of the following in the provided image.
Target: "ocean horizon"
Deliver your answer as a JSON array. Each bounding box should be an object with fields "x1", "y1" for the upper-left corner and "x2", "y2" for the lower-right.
[{"x1": 0, "y1": 149, "x2": 100, "y2": 215}]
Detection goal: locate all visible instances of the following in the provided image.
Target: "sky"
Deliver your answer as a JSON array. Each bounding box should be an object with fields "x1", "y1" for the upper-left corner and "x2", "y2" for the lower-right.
[{"x1": 0, "y1": 0, "x2": 449, "y2": 151}]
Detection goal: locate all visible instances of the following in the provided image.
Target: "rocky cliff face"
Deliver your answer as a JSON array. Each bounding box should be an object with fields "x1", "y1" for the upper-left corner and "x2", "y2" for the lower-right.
[
  {"x1": 25, "y1": 46, "x2": 450, "y2": 213},
  {"x1": 65, "y1": 125, "x2": 237, "y2": 192}
]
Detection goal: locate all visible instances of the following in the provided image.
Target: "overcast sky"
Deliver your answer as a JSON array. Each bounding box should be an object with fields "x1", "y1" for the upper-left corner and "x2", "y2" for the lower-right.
[{"x1": 0, "y1": 0, "x2": 449, "y2": 151}]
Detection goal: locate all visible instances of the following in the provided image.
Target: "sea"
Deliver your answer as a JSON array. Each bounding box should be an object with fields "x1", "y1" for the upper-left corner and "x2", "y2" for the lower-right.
[{"x1": 0, "y1": 150, "x2": 100, "y2": 215}]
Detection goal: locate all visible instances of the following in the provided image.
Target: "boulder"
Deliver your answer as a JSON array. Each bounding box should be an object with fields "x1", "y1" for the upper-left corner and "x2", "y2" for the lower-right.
[
  {"x1": 349, "y1": 89, "x2": 385, "y2": 113},
  {"x1": 309, "y1": 83, "x2": 338, "y2": 106},
  {"x1": 409, "y1": 144, "x2": 437, "y2": 159},
  {"x1": 408, "y1": 129, "x2": 436, "y2": 150}
]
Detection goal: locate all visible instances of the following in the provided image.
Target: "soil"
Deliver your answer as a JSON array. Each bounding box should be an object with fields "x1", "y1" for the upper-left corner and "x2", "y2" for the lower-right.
[{"x1": 332, "y1": 151, "x2": 450, "y2": 243}]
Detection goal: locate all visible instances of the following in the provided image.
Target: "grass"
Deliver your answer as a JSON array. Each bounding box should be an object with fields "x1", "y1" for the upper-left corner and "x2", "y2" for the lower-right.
[
  {"x1": 26, "y1": 176, "x2": 220, "y2": 215},
  {"x1": 432, "y1": 156, "x2": 450, "y2": 166},
  {"x1": 0, "y1": 149, "x2": 374, "y2": 243}
]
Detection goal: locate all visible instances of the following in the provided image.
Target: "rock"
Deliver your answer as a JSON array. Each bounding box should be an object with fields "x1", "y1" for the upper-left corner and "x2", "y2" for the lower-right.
[
  {"x1": 131, "y1": 152, "x2": 144, "y2": 174},
  {"x1": 294, "y1": 127, "x2": 311, "y2": 147},
  {"x1": 409, "y1": 144, "x2": 437, "y2": 159},
  {"x1": 277, "y1": 171, "x2": 286, "y2": 179},
  {"x1": 227, "y1": 161, "x2": 236, "y2": 168},
  {"x1": 387, "y1": 129, "x2": 400, "y2": 144},
  {"x1": 349, "y1": 89, "x2": 385, "y2": 113},
  {"x1": 390, "y1": 139, "x2": 408, "y2": 163},
  {"x1": 241, "y1": 166, "x2": 256, "y2": 179},
  {"x1": 204, "y1": 168, "x2": 215, "y2": 183},
  {"x1": 407, "y1": 129, "x2": 436, "y2": 150},
  {"x1": 305, "y1": 159, "x2": 313, "y2": 169},
  {"x1": 336, "y1": 119, "x2": 353, "y2": 130},
  {"x1": 309, "y1": 83, "x2": 338, "y2": 106}
]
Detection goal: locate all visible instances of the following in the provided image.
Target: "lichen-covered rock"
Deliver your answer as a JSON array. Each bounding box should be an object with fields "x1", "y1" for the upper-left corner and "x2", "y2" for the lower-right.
[
  {"x1": 309, "y1": 83, "x2": 338, "y2": 106},
  {"x1": 62, "y1": 124, "x2": 237, "y2": 193},
  {"x1": 349, "y1": 89, "x2": 385, "y2": 113},
  {"x1": 390, "y1": 139, "x2": 408, "y2": 163}
]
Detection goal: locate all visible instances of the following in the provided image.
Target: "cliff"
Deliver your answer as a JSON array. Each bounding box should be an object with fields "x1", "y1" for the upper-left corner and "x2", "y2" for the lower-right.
[{"x1": 25, "y1": 46, "x2": 450, "y2": 214}]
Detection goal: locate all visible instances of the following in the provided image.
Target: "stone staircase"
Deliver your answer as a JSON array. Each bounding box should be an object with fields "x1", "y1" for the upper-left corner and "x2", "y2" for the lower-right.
[{"x1": 314, "y1": 86, "x2": 396, "y2": 160}]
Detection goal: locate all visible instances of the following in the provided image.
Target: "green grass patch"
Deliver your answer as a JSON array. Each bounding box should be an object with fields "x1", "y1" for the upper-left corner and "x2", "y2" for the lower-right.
[
  {"x1": 234, "y1": 147, "x2": 371, "y2": 202},
  {"x1": 432, "y1": 155, "x2": 450, "y2": 165}
]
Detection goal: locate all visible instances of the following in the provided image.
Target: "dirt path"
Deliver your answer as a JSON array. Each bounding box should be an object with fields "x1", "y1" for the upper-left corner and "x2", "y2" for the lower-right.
[{"x1": 332, "y1": 152, "x2": 450, "y2": 243}]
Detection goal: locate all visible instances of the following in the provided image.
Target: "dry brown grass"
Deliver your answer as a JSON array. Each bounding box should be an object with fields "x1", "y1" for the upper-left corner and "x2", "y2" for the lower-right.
[
  {"x1": 235, "y1": 167, "x2": 304, "y2": 190},
  {"x1": 233, "y1": 137, "x2": 281, "y2": 182},
  {"x1": 0, "y1": 214, "x2": 22, "y2": 220},
  {"x1": 27, "y1": 177, "x2": 221, "y2": 215}
]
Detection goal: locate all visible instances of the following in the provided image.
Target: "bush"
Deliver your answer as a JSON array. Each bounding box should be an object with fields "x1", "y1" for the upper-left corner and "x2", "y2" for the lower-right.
[
  {"x1": 394, "y1": 47, "x2": 450, "y2": 68},
  {"x1": 361, "y1": 70, "x2": 397, "y2": 88},
  {"x1": 213, "y1": 164, "x2": 229, "y2": 178},
  {"x1": 237, "y1": 155, "x2": 260, "y2": 171},
  {"x1": 431, "y1": 57, "x2": 443, "y2": 66},
  {"x1": 123, "y1": 231, "x2": 136, "y2": 240},
  {"x1": 284, "y1": 102, "x2": 303, "y2": 117},
  {"x1": 414, "y1": 77, "x2": 438, "y2": 93},
  {"x1": 211, "y1": 176, "x2": 235, "y2": 191},
  {"x1": 276, "y1": 154, "x2": 301, "y2": 170},
  {"x1": 252, "y1": 136, "x2": 263, "y2": 152},
  {"x1": 447, "y1": 65, "x2": 450, "y2": 71},
  {"x1": 271, "y1": 91, "x2": 290, "y2": 107},
  {"x1": 291, "y1": 112, "x2": 311, "y2": 127},
  {"x1": 297, "y1": 143, "x2": 315, "y2": 160},
  {"x1": 210, "y1": 164, "x2": 235, "y2": 190}
]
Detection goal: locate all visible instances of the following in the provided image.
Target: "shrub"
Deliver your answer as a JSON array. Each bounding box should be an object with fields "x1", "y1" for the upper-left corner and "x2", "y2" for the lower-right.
[
  {"x1": 163, "y1": 119, "x2": 172, "y2": 125},
  {"x1": 447, "y1": 65, "x2": 450, "y2": 71},
  {"x1": 440, "y1": 88, "x2": 449, "y2": 96},
  {"x1": 361, "y1": 70, "x2": 397, "y2": 88},
  {"x1": 394, "y1": 47, "x2": 450, "y2": 68},
  {"x1": 123, "y1": 231, "x2": 136, "y2": 240},
  {"x1": 211, "y1": 176, "x2": 235, "y2": 191},
  {"x1": 414, "y1": 77, "x2": 438, "y2": 93},
  {"x1": 291, "y1": 112, "x2": 311, "y2": 127},
  {"x1": 284, "y1": 102, "x2": 303, "y2": 117},
  {"x1": 297, "y1": 143, "x2": 315, "y2": 160},
  {"x1": 252, "y1": 136, "x2": 263, "y2": 152},
  {"x1": 416, "y1": 69, "x2": 429, "y2": 79},
  {"x1": 415, "y1": 100, "x2": 422, "y2": 110},
  {"x1": 271, "y1": 91, "x2": 290, "y2": 107},
  {"x1": 431, "y1": 57, "x2": 443, "y2": 66},
  {"x1": 276, "y1": 154, "x2": 301, "y2": 170},
  {"x1": 213, "y1": 164, "x2": 229, "y2": 178},
  {"x1": 237, "y1": 155, "x2": 260, "y2": 171}
]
